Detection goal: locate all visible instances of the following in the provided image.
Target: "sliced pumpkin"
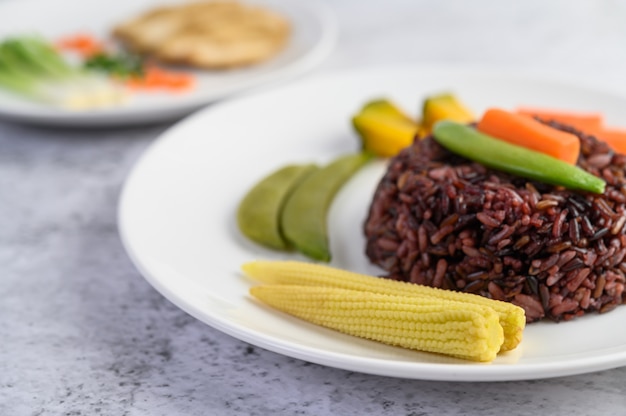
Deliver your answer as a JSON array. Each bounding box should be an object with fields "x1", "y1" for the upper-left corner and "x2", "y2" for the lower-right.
[{"x1": 352, "y1": 99, "x2": 421, "y2": 158}]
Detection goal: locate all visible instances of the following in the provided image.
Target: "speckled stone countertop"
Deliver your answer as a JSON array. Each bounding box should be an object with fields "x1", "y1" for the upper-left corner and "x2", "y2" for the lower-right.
[{"x1": 3, "y1": 0, "x2": 626, "y2": 415}]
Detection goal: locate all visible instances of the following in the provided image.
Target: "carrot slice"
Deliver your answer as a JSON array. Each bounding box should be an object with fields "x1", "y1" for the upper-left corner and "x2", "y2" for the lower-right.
[
  {"x1": 56, "y1": 34, "x2": 105, "y2": 57},
  {"x1": 517, "y1": 107, "x2": 603, "y2": 133},
  {"x1": 592, "y1": 127, "x2": 626, "y2": 155},
  {"x1": 477, "y1": 108, "x2": 581, "y2": 165},
  {"x1": 124, "y1": 66, "x2": 195, "y2": 92}
]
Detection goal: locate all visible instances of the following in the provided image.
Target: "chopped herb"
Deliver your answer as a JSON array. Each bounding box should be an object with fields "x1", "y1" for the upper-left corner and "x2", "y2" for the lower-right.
[{"x1": 84, "y1": 52, "x2": 144, "y2": 78}]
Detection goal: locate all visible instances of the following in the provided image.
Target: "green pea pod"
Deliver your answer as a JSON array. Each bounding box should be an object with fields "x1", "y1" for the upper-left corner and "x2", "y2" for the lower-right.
[
  {"x1": 432, "y1": 121, "x2": 606, "y2": 194},
  {"x1": 237, "y1": 164, "x2": 318, "y2": 250},
  {"x1": 281, "y1": 152, "x2": 373, "y2": 262}
]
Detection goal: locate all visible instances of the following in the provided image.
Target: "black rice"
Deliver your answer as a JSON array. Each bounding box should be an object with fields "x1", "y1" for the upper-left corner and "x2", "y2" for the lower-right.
[{"x1": 364, "y1": 122, "x2": 626, "y2": 322}]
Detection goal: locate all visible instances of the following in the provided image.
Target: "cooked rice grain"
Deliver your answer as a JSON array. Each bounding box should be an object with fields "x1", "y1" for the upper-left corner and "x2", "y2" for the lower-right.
[{"x1": 364, "y1": 122, "x2": 626, "y2": 322}]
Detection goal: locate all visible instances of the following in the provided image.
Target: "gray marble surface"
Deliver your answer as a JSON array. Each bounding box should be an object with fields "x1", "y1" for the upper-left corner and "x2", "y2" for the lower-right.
[{"x1": 3, "y1": 0, "x2": 626, "y2": 415}]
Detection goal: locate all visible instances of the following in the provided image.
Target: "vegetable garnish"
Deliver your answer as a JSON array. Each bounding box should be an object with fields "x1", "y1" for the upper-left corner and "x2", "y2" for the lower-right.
[
  {"x1": 422, "y1": 93, "x2": 475, "y2": 134},
  {"x1": 74, "y1": 38, "x2": 195, "y2": 91},
  {"x1": 84, "y1": 52, "x2": 144, "y2": 78},
  {"x1": 56, "y1": 33, "x2": 106, "y2": 58},
  {"x1": 236, "y1": 152, "x2": 371, "y2": 262},
  {"x1": 0, "y1": 36, "x2": 126, "y2": 109},
  {"x1": 516, "y1": 107, "x2": 626, "y2": 156},
  {"x1": 124, "y1": 66, "x2": 195, "y2": 92},
  {"x1": 433, "y1": 121, "x2": 606, "y2": 194},
  {"x1": 352, "y1": 99, "x2": 420, "y2": 158},
  {"x1": 351, "y1": 93, "x2": 475, "y2": 159},
  {"x1": 242, "y1": 260, "x2": 525, "y2": 353},
  {"x1": 477, "y1": 108, "x2": 581, "y2": 165},
  {"x1": 280, "y1": 152, "x2": 372, "y2": 262},
  {"x1": 244, "y1": 260, "x2": 526, "y2": 361},
  {"x1": 0, "y1": 32, "x2": 199, "y2": 108},
  {"x1": 594, "y1": 127, "x2": 626, "y2": 155},
  {"x1": 252, "y1": 284, "x2": 503, "y2": 362},
  {"x1": 237, "y1": 164, "x2": 318, "y2": 250},
  {"x1": 517, "y1": 107, "x2": 604, "y2": 133}
]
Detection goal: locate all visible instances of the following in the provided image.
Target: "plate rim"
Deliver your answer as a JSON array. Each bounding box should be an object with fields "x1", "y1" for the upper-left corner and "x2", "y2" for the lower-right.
[{"x1": 118, "y1": 64, "x2": 626, "y2": 381}]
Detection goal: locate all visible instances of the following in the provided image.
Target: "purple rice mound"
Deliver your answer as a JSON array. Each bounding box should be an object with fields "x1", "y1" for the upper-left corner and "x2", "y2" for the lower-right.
[{"x1": 364, "y1": 122, "x2": 626, "y2": 322}]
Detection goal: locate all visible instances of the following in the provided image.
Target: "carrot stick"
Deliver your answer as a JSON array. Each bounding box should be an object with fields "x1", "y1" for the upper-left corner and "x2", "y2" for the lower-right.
[
  {"x1": 477, "y1": 108, "x2": 581, "y2": 165},
  {"x1": 593, "y1": 127, "x2": 626, "y2": 155},
  {"x1": 517, "y1": 107, "x2": 604, "y2": 133},
  {"x1": 517, "y1": 106, "x2": 626, "y2": 156}
]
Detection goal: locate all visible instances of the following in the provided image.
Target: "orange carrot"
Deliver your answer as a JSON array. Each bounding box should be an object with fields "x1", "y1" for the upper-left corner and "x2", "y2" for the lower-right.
[
  {"x1": 592, "y1": 127, "x2": 626, "y2": 155},
  {"x1": 125, "y1": 66, "x2": 195, "y2": 92},
  {"x1": 56, "y1": 34, "x2": 105, "y2": 57},
  {"x1": 477, "y1": 108, "x2": 581, "y2": 165},
  {"x1": 517, "y1": 107, "x2": 604, "y2": 133}
]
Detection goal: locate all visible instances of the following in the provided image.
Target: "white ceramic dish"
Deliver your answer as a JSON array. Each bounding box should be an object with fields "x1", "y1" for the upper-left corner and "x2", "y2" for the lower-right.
[
  {"x1": 0, "y1": 0, "x2": 336, "y2": 126},
  {"x1": 119, "y1": 66, "x2": 626, "y2": 381}
]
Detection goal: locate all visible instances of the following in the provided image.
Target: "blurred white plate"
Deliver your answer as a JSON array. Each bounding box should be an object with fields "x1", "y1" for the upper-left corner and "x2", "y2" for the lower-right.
[
  {"x1": 119, "y1": 66, "x2": 626, "y2": 381},
  {"x1": 0, "y1": 0, "x2": 336, "y2": 126}
]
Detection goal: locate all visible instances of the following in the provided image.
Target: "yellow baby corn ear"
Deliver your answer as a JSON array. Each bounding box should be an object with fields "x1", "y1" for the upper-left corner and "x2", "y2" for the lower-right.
[
  {"x1": 242, "y1": 260, "x2": 525, "y2": 352},
  {"x1": 250, "y1": 285, "x2": 504, "y2": 362}
]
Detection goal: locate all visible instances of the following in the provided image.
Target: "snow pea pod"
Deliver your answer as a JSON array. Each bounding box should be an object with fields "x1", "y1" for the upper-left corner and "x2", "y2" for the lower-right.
[
  {"x1": 432, "y1": 121, "x2": 606, "y2": 194},
  {"x1": 237, "y1": 164, "x2": 318, "y2": 250},
  {"x1": 281, "y1": 152, "x2": 373, "y2": 262}
]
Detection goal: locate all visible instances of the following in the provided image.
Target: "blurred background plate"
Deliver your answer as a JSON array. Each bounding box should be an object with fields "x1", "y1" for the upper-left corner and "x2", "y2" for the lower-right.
[{"x1": 0, "y1": 0, "x2": 336, "y2": 126}]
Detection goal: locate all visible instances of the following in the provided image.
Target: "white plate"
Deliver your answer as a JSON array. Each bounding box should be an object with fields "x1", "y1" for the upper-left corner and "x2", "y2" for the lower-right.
[
  {"x1": 118, "y1": 66, "x2": 626, "y2": 381},
  {"x1": 0, "y1": 0, "x2": 336, "y2": 126}
]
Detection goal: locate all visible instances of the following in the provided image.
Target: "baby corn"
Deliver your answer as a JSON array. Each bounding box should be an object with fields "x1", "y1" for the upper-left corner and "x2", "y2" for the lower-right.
[
  {"x1": 242, "y1": 260, "x2": 525, "y2": 352},
  {"x1": 251, "y1": 285, "x2": 504, "y2": 362}
]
